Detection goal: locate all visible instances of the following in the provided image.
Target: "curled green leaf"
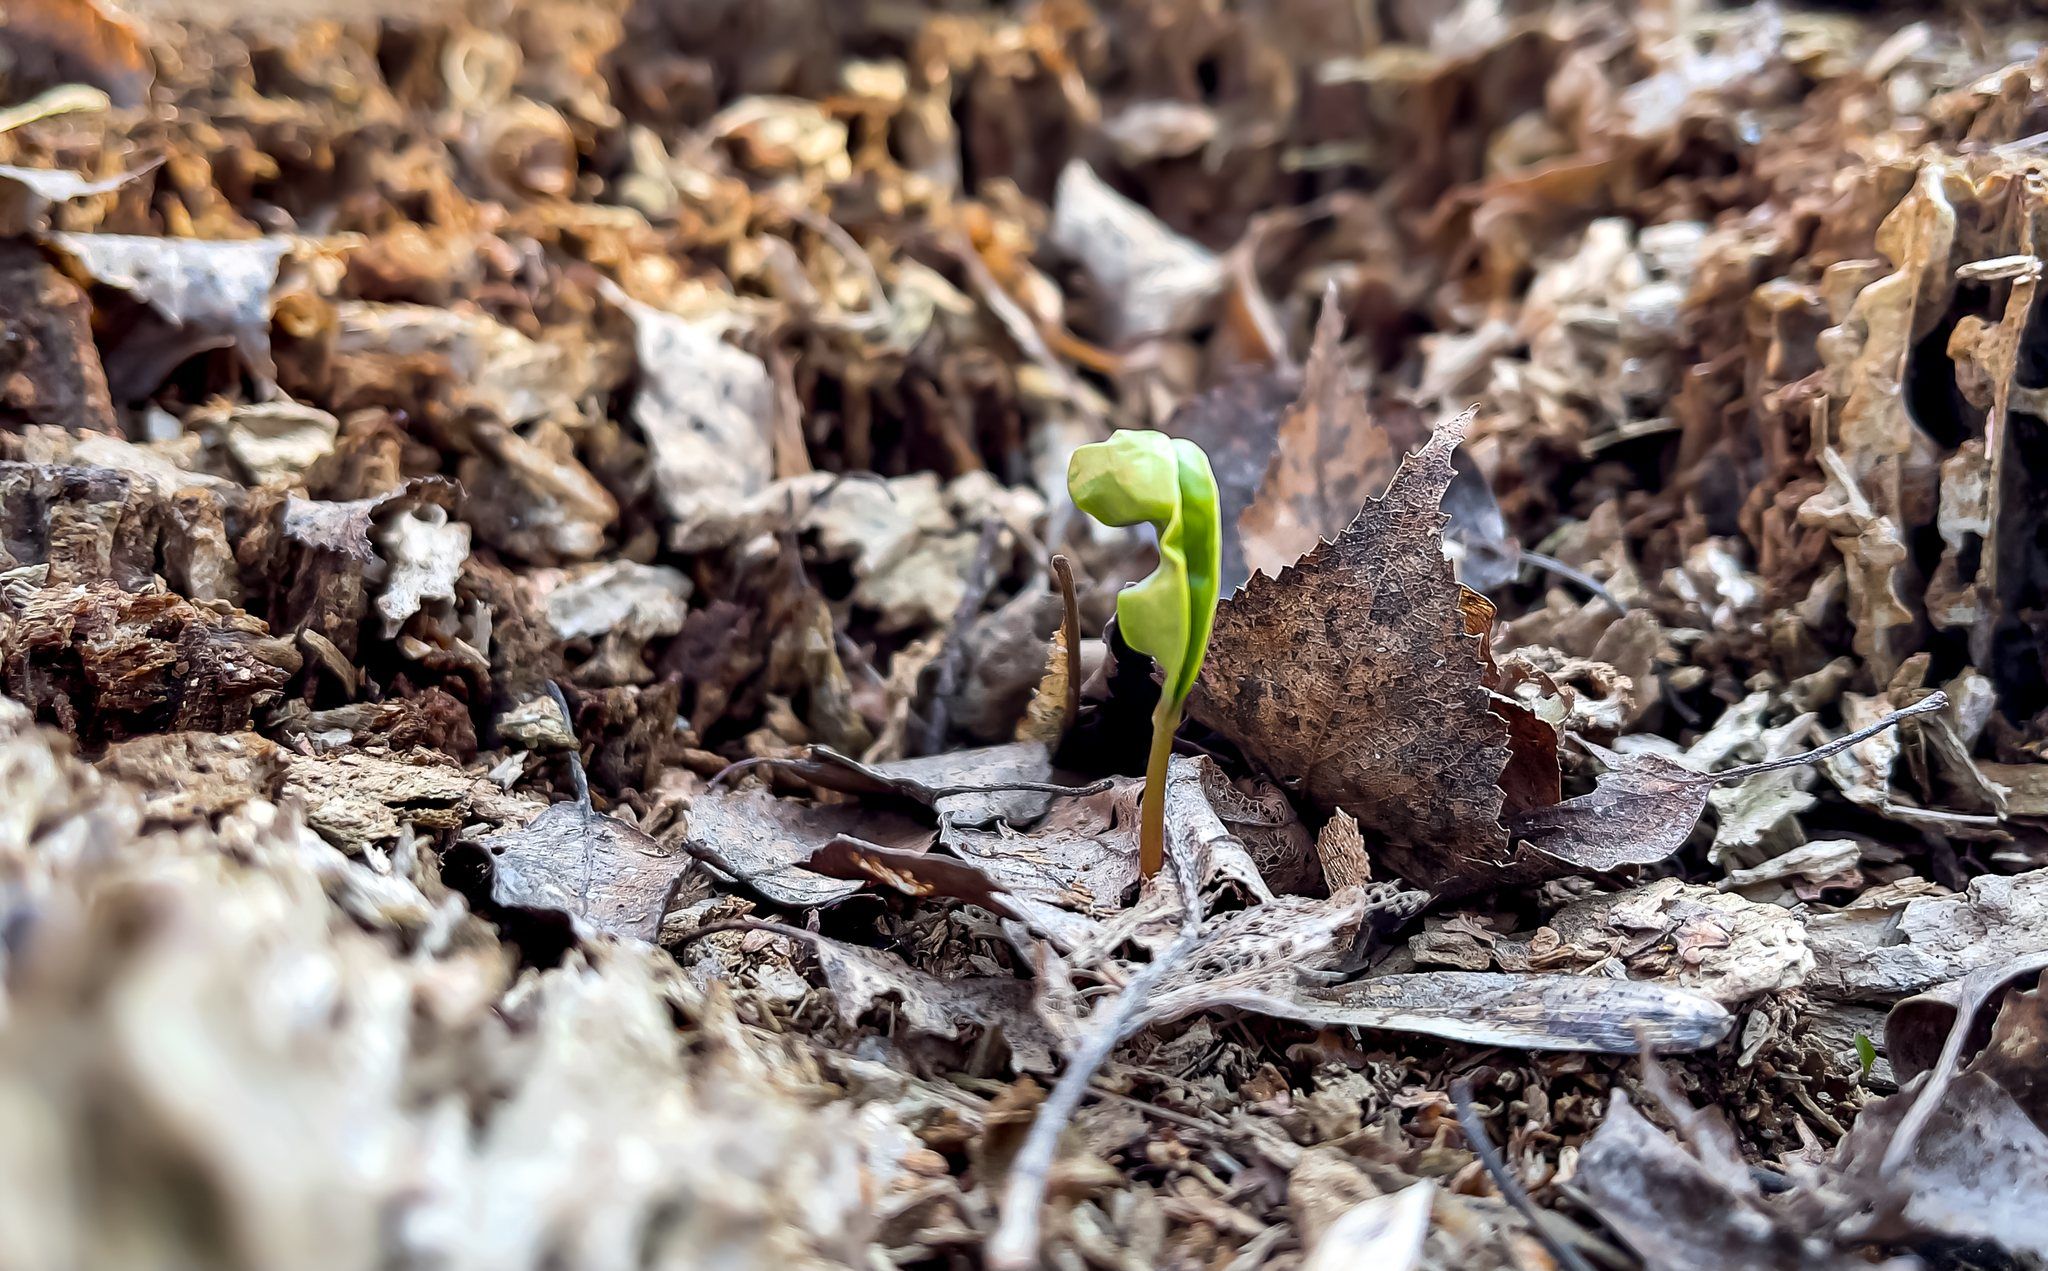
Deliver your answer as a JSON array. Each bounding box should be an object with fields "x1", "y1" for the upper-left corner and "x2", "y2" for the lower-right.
[{"x1": 1068, "y1": 430, "x2": 1221, "y2": 875}]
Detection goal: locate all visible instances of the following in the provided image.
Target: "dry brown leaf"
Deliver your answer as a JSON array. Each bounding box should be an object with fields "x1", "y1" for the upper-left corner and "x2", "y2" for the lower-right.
[
  {"x1": 772, "y1": 740, "x2": 1075, "y2": 828},
  {"x1": 1193, "y1": 412, "x2": 1516, "y2": 896},
  {"x1": 1299, "y1": 1182, "x2": 1433, "y2": 1271},
  {"x1": 0, "y1": 162, "x2": 144, "y2": 236},
  {"x1": 1014, "y1": 626, "x2": 1074, "y2": 746},
  {"x1": 802, "y1": 835, "x2": 1028, "y2": 922},
  {"x1": 1798, "y1": 166, "x2": 1956, "y2": 683},
  {"x1": 457, "y1": 798, "x2": 684, "y2": 944},
  {"x1": 939, "y1": 758, "x2": 1272, "y2": 954},
  {"x1": 0, "y1": 695, "x2": 895, "y2": 1270},
  {"x1": 1511, "y1": 694, "x2": 1947, "y2": 884},
  {"x1": 1932, "y1": 255, "x2": 2036, "y2": 654},
  {"x1": 1237, "y1": 293, "x2": 1397, "y2": 581},
  {"x1": 679, "y1": 786, "x2": 932, "y2": 909},
  {"x1": 0, "y1": 245, "x2": 114, "y2": 434},
  {"x1": 1882, "y1": 952, "x2": 2048, "y2": 1089},
  {"x1": 281, "y1": 750, "x2": 508, "y2": 847},
  {"x1": 1, "y1": 579, "x2": 301, "y2": 746},
  {"x1": 1232, "y1": 969, "x2": 1732, "y2": 1053},
  {"x1": 0, "y1": 0, "x2": 153, "y2": 106},
  {"x1": 608, "y1": 287, "x2": 777, "y2": 542},
  {"x1": 1315, "y1": 808, "x2": 1371, "y2": 893},
  {"x1": 807, "y1": 937, "x2": 1059, "y2": 1074},
  {"x1": 195, "y1": 400, "x2": 340, "y2": 484},
  {"x1": 543, "y1": 561, "x2": 692, "y2": 686},
  {"x1": 373, "y1": 503, "x2": 469, "y2": 639},
  {"x1": 1834, "y1": 967, "x2": 2048, "y2": 1259},
  {"x1": 1135, "y1": 886, "x2": 1425, "y2": 1027},
  {"x1": 1580, "y1": 1094, "x2": 1873, "y2": 1271},
  {"x1": 1163, "y1": 368, "x2": 1298, "y2": 593},
  {"x1": 1047, "y1": 160, "x2": 1222, "y2": 344},
  {"x1": 1545, "y1": 879, "x2": 1812, "y2": 1005}
]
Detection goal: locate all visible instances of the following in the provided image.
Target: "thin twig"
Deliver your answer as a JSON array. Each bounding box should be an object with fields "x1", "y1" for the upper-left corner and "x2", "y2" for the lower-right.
[
  {"x1": 669, "y1": 916, "x2": 824, "y2": 950},
  {"x1": 921, "y1": 777, "x2": 1115, "y2": 798},
  {"x1": 1519, "y1": 549, "x2": 1626, "y2": 613},
  {"x1": 781, "y1": 203, "x2": 891, "y2": 329},
  {"x1": 544, "y1": 680, "x2": 589, "y2": 807},
  {"x1": 989, "y1": 859, "x2": 1207, "y2": 1269},
  {"x1": 1051, "y1": 553, "x2": 1082, "y2": 731},
  {"x1": 1707, "y1": 691, "x2": 1948, "y2": 786},
  {"x1": 921, "y1": 518, "x2": 1006, "y2": 755},
  {"x1": 706, "y1": 754, "x2": 779, "y2": 790},
  {"x1": 713, "y1": 746, "x2": 1114, "y2": 799},
  {"x1": 1449, "y1": 1078, "x2": 1598, "y2": 1271}
]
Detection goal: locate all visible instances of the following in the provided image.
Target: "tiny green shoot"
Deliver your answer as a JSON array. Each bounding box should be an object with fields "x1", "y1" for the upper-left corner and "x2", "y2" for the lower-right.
[
  {"x1": 1067, "y1": 430, "x2": 1221, "y2": 877},
  {"x1": 1854, "y1": 1032, "x2": 1877, "y2": 1078}
]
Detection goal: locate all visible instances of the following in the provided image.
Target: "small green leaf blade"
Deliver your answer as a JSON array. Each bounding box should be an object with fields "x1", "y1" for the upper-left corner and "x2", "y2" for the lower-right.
[{"x1": 1067, "y1": 430, "x2": 1222, "y2": 712}]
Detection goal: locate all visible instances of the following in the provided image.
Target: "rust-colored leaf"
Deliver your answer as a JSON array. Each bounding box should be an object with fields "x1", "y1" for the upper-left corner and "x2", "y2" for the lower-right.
[{"x1": 1193, "y1": 411, "x2": 1516, "y2": 895}]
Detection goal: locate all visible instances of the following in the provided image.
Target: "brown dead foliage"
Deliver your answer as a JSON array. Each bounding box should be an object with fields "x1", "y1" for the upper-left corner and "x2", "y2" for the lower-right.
[{"x1": 0, "y1": 1, "x2": 2047, "y2": 1269}]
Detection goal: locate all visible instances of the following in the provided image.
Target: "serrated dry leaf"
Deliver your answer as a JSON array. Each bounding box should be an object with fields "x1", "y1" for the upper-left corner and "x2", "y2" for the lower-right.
[
  {"x1": 1194, "y1": 412, "x2": 1515, "y2": 895},
  {"x1": 1511, "y1": 694, "x2": 1947, "y2": 886},
  {"x1": 1238, "y1": 293, "x2": 1396, "y2": 580}
]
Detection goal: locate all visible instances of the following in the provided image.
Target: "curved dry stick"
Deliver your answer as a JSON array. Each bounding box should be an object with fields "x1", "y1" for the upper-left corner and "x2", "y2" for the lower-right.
[
  {"x1": 1519, "y1": 549, "x2": 1626, "y2": 613},
  {"x1": 1051, "y1": 553, "x2": 1082, "y2": 731},
  {"x1": 1450, "y1": 1078, "x2": 1597, "y2": 1271},
  {"x1": 987, "y1": 865, "x2": 1206, "y2": 1270}
]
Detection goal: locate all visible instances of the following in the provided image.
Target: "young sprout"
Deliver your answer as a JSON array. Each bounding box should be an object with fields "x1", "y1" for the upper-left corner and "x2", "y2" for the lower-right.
[{"x1": 1067, "y1": 431, "x2": 1221, "y2": 877}]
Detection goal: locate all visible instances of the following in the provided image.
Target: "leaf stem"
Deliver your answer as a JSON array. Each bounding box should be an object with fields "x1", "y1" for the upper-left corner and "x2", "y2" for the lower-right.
[{"x1": 1140, "y1": 699, "x2": 1178, "y2": 876}]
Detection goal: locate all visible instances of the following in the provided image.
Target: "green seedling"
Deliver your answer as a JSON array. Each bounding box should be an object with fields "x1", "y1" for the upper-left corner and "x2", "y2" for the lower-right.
[{"x1": 1067, "y1": 430, "x2": 1221, "y2": 877}]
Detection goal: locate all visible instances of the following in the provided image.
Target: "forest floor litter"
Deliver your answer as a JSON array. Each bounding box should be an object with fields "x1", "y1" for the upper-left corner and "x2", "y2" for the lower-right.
[{"x1": 1, "y1": 1, "x2": 2046, "y2": 1268}]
